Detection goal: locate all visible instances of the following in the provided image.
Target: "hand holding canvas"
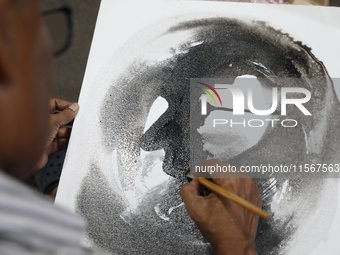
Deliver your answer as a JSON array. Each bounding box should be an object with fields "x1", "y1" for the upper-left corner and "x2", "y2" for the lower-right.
[{"x1": 35, "y1": 98, "x2": 79, "y2": 170}]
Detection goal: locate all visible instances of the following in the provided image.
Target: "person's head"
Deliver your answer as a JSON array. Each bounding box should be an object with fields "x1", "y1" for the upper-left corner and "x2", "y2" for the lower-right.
[{"x1": 0, "y1": 0, "x2": 52, "y2": 178}]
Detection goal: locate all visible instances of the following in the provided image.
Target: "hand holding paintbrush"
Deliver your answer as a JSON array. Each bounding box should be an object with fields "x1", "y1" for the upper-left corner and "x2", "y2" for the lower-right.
[
  {"x1": 197, "y1": 177, "x2": 270, "y2": 220},
  {"x1": 181, "y1": 160, "x2": 264, "y2": 255}
]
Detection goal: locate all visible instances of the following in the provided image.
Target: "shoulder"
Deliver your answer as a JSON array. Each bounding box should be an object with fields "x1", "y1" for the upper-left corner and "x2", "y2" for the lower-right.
[{"x1": 0, "y1": 171, "x2": 86, "y2": 254}]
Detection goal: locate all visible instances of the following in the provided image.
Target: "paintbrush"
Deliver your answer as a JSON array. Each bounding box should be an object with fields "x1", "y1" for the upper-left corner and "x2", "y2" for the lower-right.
[{"x1": 187, "y1": 175, "x2": 270, "y2": 220}]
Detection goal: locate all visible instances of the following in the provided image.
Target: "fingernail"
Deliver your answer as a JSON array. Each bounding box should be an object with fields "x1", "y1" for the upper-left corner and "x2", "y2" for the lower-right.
[{"x1": 68, "y1": 102, "x2": 79, "y2": 112}]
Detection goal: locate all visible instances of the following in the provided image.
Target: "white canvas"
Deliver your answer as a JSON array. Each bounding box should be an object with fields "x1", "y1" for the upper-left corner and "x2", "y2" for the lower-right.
[{"x1": 55, "y1": 1, "x2": 340, "y2": 254}]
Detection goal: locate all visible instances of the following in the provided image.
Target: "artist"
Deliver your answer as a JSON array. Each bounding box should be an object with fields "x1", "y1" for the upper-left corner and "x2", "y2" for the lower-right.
[{"x1": 0, "y1": 0, "x2": 261, "y2": 254}]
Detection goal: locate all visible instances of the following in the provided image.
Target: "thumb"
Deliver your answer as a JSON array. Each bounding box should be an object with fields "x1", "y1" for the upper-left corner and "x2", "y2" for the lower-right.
[
  {"x1": 53, "y1": 102, "x2": 79, "y2": 127},
  {"x1": 181, "y1": 179, "x2": 204, "y2": 206},
  {"x1": 34, "y1": 152, "x2": 48, "y2": 171},
  {"x1": 181, "y1": 179, "x2": 211, "y2": 222}
]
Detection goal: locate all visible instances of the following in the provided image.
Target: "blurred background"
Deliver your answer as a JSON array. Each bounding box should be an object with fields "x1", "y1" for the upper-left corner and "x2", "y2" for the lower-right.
[
  {"x1": 40, "y1": 0, "x2": 339, "y2": 102},
  {"x1": 330, "y1": 0, "x2": 340, "y2": 5},
  {"x1": 40, "y1": 0, "x2": 101, "y2": 102}
]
